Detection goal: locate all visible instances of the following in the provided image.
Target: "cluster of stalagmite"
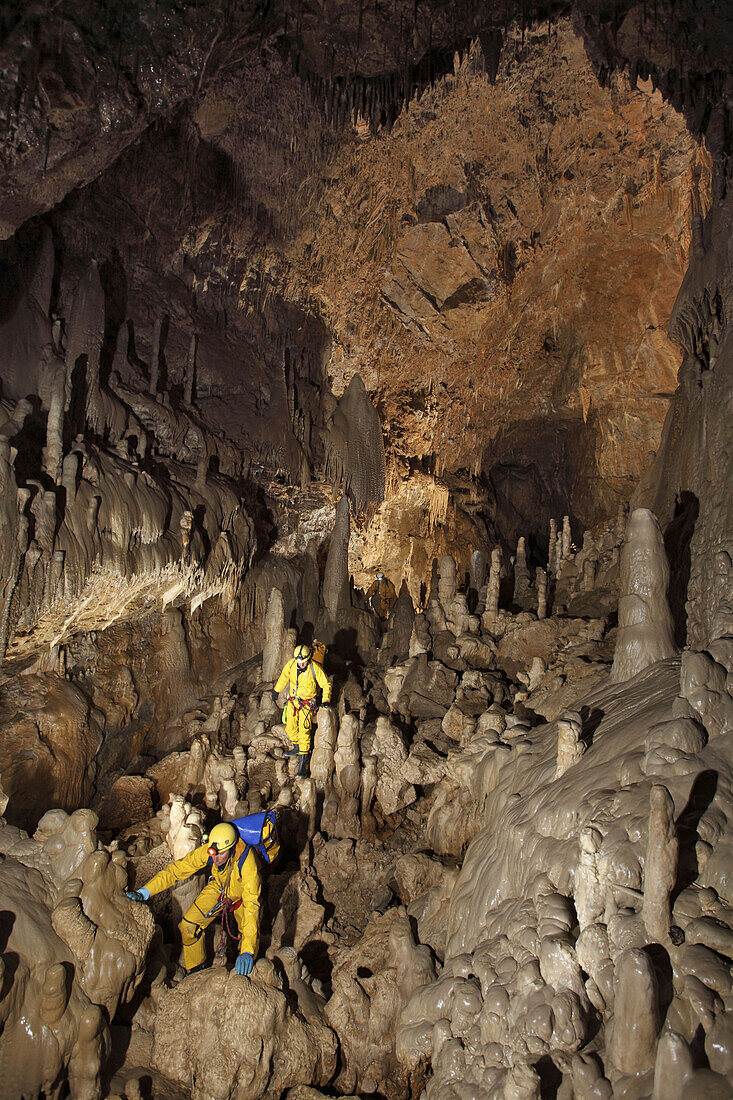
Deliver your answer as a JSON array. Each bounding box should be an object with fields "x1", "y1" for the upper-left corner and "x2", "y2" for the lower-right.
[{"x1": 2, "y1": 485, "x2": 730, "y2": 1100}]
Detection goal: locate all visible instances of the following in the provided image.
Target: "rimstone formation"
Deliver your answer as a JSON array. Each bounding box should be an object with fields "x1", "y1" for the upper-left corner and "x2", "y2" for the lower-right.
[{"x1": 0, "y1": 1, "x2": 732, "y2": 1098}]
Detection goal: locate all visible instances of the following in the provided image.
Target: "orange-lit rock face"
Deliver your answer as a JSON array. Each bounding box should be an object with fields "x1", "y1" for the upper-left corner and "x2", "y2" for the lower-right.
[{"x1": 285, "y1": 20, "x2": 706, "y2": 540}]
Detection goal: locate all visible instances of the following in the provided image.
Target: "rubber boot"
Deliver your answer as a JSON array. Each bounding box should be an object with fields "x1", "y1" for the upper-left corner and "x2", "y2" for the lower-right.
[
  {"x1": 185, "y1": 962, "x2": 206, "y2": 977},
  {"x1": 297, "y1": 752, "x2": 310, "y2": 777},
  {"x1": 284, "y1": 741, "x2": 299, "y2": 757}
]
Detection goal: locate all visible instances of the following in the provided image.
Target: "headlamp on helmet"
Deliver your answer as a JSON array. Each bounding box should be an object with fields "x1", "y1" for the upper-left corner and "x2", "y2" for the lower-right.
[{"x1": 205, "y1": 822, "x2": 237, "y2": 858}]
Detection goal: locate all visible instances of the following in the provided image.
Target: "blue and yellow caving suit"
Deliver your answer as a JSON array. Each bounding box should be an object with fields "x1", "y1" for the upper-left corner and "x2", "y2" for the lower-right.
[
  {"x1": 274, "y1": 657, "x2": 332, "y2": 754},
  {"x1": 142, "y1": 839, "x2": 260, "y2": 972}
]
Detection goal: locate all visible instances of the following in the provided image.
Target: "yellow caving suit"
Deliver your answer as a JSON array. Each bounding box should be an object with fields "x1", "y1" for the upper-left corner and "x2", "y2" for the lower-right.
[
  {"x1": 366, "y1": 576, "x2": 397, "y2": 620},
  {"x1": 143, "y1": 839, "x2": 260, "y2": 972},
  {"x1": 274, "y1": 657, "x2": 332, "y2": 754}
]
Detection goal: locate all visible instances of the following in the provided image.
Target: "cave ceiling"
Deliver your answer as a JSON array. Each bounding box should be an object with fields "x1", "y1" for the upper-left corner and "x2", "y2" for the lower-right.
[{"x1": 1, "y1": 0, "x2": 731, "y2": 580}]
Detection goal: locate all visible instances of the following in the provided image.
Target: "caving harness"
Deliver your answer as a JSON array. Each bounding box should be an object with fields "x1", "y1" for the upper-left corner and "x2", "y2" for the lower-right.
[{"x1": 282, "y1": 659, "x2": 321, "y2": 724}]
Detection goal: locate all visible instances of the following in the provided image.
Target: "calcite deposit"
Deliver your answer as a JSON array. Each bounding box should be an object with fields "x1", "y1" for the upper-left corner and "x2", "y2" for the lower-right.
[{"x1": 0, "y1": 0, "x2": 732, "y2": 1098}]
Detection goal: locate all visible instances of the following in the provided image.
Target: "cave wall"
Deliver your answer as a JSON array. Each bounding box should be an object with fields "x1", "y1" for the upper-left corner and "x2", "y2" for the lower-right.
[{"x1": 635, "y1": 190, "x2": 733, "y2": 649}]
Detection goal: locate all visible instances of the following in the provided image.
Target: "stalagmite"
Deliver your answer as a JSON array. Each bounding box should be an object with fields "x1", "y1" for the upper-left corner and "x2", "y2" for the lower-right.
[
  {"x1": 184, "y1": 333, "x2": 197, "y2": 405},
  {"x1": 484, "y1": 547, "x2": 502, "y2": 626},
  {"x1": 469, "y1": 550, "x2": 486, "y2": 604},
  {"x1": 150, "y1": 318, "x2": 161, "y2": 396},
  {"x1": 611, "y1": 508, "x2": 677, "y2": 682},
  {"x1": 549, "y1": 518, "x2": 558, "y2": 574},
  {"x1": 41, "y1": 964, "x2": 69, "y2": 1024},
  {"x1": 361, "y1": 754, "x2": 378, "y2": 836},
  {"x1": 262, "y1": 587, "x2": 285, "y2": 682},
  {"x1": 575, "y1": 825, "x2": 604, "y2": 930},
  {"x1": 438, "y1": 554, "x2": 457, "y2": 615},
  {"x1": 536, "y1": 566, "x2": 547, "y2": 618},
  {"x1": 652, "y1": 1031, "x2": 695, "y2": 1100},
  {"x1": 333, "y1": 713, "x2": 361, "y2": 838},
  {"x1": 323, "y1": 495, "x2": 350, "y2": 617},
  {"x1": 310, "y1": 705, "x2": 338, "y2": 793},
  {"x1": 641, "y1": 784, "x2": 678, "y2": 942},
  {"x1": 513, "y1": 536, "x2": 530, "y2": 603},
  {"x1": 562, "y1": 514, "x2": 572, "y2": 559},
  {"x1": 555, "y1": 711, "x2": 585, "y2": 778},
  {"x1": 607, "y1": 949, "x2": 661, "y2": 1074}
]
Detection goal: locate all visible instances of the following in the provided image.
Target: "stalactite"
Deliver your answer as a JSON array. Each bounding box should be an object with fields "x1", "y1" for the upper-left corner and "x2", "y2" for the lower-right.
[{"x1": 428, "y1": 483, "x2": 449, "y2": 532}]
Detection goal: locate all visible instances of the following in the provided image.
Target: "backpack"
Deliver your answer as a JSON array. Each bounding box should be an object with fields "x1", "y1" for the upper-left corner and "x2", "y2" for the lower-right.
[{"x1": 230, "y1": 810, "x2": 280, "y2": 868}]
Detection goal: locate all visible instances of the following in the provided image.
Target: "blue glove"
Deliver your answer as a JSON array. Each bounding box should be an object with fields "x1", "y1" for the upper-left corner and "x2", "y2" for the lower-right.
[
  {"x1": 125, "y1": 887, "x2": 150, "y2": 902},
  {"x1": 271, "y1": 690, "x2": 279, "y2": 704},
  {"x1": 235, "y1": 952, "x2": 254, "y2": 976}
]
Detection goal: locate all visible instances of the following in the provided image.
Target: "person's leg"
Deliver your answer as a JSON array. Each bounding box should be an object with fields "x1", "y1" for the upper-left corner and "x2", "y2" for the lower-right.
[
  {"x1": 179, "y1": 880, "x2": 221, "y2": 971},
  {"x1": 297, "y1": 707, "x2": 313, "y2": 753},
  {"x1": 296, "y1": 708, "x2": 313, "y2": 775},
  {"x1": 285, "y1": 702, "x2": 300, "y2": 753}
]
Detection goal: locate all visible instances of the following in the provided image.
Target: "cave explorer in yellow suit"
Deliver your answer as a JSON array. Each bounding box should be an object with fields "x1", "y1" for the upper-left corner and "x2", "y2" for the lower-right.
[
  {"x1": 366, "y1": 568, "x2": 397, "y2": 622},
  {"x1": 125, "y1": 821, "x2": 260, "y2": 977},
  {"x1": 272, "y1": 643, "x2": 332, "y2": 777}
]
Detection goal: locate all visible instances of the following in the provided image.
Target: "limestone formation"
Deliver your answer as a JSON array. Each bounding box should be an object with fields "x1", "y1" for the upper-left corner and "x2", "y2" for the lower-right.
[
  {"x1": 485, "y1": 547, "x2": 502, "y2": 626},
  {"x1": 372, "y1": 716, "x2": 416, "y2": 816},
  {"x1": 548, "y1": 518, "x2": 558, "y2": 575},
  {"x1": 611, "y1": 508, "x2": 677, "y2": 682},
  {"x1": 536, "y1": 566, "x2": 547, "y2": 619},
  {"x1": 323, "y1": 495, "x2": 350, "y2": 617},
  {"x1": 438, "y1": 553, "x2": 457, "y2": 614},
  {"x1": 642, "y1": 784, "x2": 679, "y2": 943},
  {"x1": 262, "y1": 586, "x2": 286, "y2": 681},
  {"x1": 152, "y1": 969, "x2": 337, "y2": 1100},
  {"x1": 332, "y1": 713, "x2": 361, "y2": 838},
  {"x1": 607, "y1": 949, "x2": 661, "y2": 1075},
  {"x1": 310, "y1": 705, "x2": 338, "y2": 793},
  {"x1": 0, "y1": 11, "x2": 732, "y2": 1100},
  {"x1": 513, "y1": 536, "x2": 530, "y2": 604},
  {"x1": 562, "y1": 515, "x2": 572, "y2": 560},
  {"x1": 360, "y1": 754, "x2": 378, "y2": 836},
  {"x1": 0, "y1": 810, "x2": 153, "y2": 1096},
  {"x1": 555, "y1": 711, "x2": 585, "y2": 778}
]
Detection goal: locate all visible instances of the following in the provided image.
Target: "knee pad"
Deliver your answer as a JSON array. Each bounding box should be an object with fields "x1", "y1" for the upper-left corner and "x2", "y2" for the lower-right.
[{"x1": 180, "y1": 917, "x2": 204, "y2": 944}]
